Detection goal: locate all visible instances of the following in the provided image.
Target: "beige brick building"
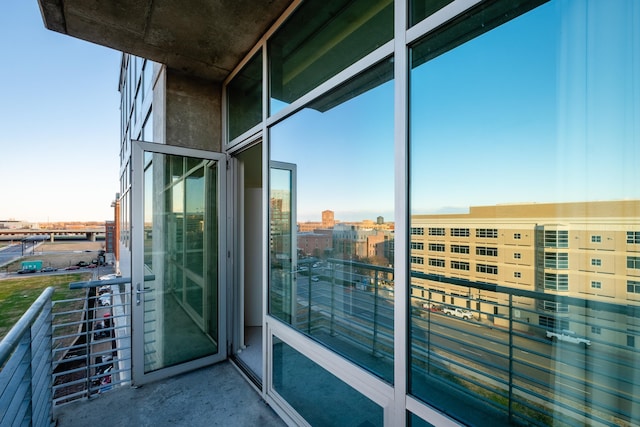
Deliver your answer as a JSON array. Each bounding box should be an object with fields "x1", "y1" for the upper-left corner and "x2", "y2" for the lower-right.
[{"x1": 410, "y1": 200, "x2": 640, "y2": 345}]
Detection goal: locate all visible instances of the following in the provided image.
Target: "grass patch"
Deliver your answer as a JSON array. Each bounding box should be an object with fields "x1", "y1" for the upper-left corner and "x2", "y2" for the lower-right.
[{"x1": 0, "y1": 273, "x2": 92, "y2": 339}]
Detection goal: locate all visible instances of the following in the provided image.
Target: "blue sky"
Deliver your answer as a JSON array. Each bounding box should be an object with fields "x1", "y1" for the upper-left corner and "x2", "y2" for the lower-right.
[
  {"x1": 272, "y1": 0, "x2": 639, "y2": 223},
  {"x1": 0, "y1": 1, "x2": 121, "y2": 223}
]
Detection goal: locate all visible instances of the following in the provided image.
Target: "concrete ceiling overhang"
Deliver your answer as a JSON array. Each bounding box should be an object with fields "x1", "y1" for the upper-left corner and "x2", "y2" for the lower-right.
[{"x1": 37, "y1": 0, "x2": 293, "y2": 82}]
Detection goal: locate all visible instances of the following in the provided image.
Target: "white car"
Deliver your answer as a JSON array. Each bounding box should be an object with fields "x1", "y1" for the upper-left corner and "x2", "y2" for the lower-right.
[
  {"x1": 546, "y1": 329, "x2": 591, "y2": 347},
  {"x1": 442, "y1": 307, "x2": 473, "y2": 320}
]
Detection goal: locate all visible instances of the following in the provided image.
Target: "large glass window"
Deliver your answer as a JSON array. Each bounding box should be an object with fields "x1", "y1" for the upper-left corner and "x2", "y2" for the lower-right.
[
  {"x1": 410, "y1": 0, "x2": 455, "y2": 27},
  {"x1": 269, "y1": 0, "x2": 393, "y2": 115},
  {"x1": 409, "y1": 1, "x2": 640, "y2": 426},
  {"x1": 227, "y1": 51, "x2": 262, "y2": 141},
  {"x1": 270, "y1": 58, "x2": 394, "y2": 383}
]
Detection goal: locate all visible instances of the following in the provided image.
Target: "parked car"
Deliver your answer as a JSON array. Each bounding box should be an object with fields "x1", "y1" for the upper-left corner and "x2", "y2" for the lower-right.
[
  {"x1": 41, "y1": 266, "x2": 58, "y2": 272},
  {"x1": 17, "y1": 268, "x2": 36, "y2": 274},
  {"x1": 65, "y1": 265, "x2": 80, "y2": 271},
  {"x1": 442, "y1": 306, "x2": 474, "y2": 320},
  {"x1": 311, "y1": 276, "x2": 320, "y2": 282},
  {"x1": 546, "y1": 329, "x2": 591, "y2": 347}
]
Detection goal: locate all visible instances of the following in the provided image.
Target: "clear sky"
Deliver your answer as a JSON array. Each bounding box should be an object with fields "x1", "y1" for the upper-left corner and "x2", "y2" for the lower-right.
[
  {"x1": 272, "y1": 1, "x2": 639, "y2": 223},
  {"x1": 0, "y1": 1, "x2": 121, "y2": 223}
]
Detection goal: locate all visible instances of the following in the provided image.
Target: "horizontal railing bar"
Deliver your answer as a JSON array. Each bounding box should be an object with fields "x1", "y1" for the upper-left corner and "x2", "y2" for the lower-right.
[
  {"x1": 69, "y1": 274, "x2": 154, "y2": 289},
  {"x1": 410, "y1": 272, "x2": 638, "y2": 317}
]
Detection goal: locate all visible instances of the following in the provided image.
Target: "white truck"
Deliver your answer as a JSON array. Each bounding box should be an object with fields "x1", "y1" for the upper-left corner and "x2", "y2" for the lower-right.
[
  {"x1": 442, "y1": 307, "x2": 473, "y2": 320},
  {"x1": 546, "y1": 329, "x2": 591, "y2": 347}
]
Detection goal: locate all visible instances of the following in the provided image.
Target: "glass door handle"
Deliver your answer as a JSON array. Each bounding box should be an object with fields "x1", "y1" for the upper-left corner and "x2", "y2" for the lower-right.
[{"x1": 135, "y1": 283, "x2": 152, "y2": 306}]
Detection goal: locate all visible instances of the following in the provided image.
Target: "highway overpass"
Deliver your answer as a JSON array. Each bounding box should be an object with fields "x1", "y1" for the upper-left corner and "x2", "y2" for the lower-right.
[{"x1": 0, "y1": 228, "x2": 105, "y2": 242}]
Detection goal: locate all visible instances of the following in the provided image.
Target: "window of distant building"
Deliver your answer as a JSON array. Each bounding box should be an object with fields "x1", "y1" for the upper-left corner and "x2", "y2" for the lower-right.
[
  {"x1": 591, "y1": 235, "x2": 601, "y2": 243},
  {"x1": 544, "y1": 252, "x2": 568, "y2": 269},
  {"x1": 591, "y1": 258, "x2": 602, "y2": 267},
  {"x1": 411, "y1": 256, "x2": 424, "y2": 265},
  {"x1": 591, "y1": 281, "x2": 602, "y2": 289},
  {"x1": 627, "y1": 257, "x2": 640, "y2": 269},
  {"x1": 411, "y1": 241, "x2": 425, "y2": 250},
  {"x1": 539, "y1": 316, "x2": 568, "y2": 330},
  {"x1": 429, "y1": 258, "x2": 445, "y2": 267},
  {"x1": 428, "y1": 243, "x2": 444, "y2": 251},
  {"x1": 514, "y1": 233, "x2": 521, "y2": 239},
  {"x1": 544, "y1": 230, "x2": 569, "y2": 248},
  {"x1": 514, "y1": 272, "x2": 521, "y2": 278},
  {"x1": 544, "y1": 273, "x2": 569, "y2": 291},
  {"x1": 428, "y1": 227, "x2": 445, "y2": 236},
  {"x1": 543, "y1": 301, "x2": 569, "y2": 313},
  {"x1": 451, "y1": 228, "x2": 469, "y2": 237},
  {"x1": 450, "y1": 244, "x2": 469, "y2": 254},
  {"x1": 514, "y1": 253, "x2": 522, "y2": 259},
  {"x1": 476, "y1": 247, "x2": 498, "y2": 256},
  {"x1": 451, "y1": 261, "x2": 469, "y2": 271},
  {"x1": 591, "y1": 326, "x2": 601, "y2": 335},
  {"x1": 627, "y1": 335, "x2": 636, "y2": 348},
  {"x1": 627, "y1": 231, "x2": 640, "y2": 244},
  {"x1": 627, "y1": 280, "x2": 640, "y2": 293},
  {"x1": 476, "y1": 228, "x2": 498, "y2": 238},
  {"x1": 411, "y1": 227, "x2": 425, "y2": 235},
  {"x1": 476, "y1": 264, "x2": 498, "y2": 274}
]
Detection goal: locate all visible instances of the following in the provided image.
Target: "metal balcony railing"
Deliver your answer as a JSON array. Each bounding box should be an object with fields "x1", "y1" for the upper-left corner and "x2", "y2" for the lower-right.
[
  {"x1": 281, "y1": 258, "x2": 639, "y2": 426},
  {"x1": 51, "y1": 277, "x2": 132, "y2": 405},
  {"x1": 0, "y1": 287, "x2": 54, "y2": 427},
  {"x1": 0, "y1": 276, "x2": 133, "y2": 426}
]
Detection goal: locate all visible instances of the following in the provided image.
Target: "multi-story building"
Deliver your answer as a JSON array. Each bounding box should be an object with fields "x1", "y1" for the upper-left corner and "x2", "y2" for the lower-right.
[
  {"x1": 38, "y1": 1, "x2": 640, "y2": 426},
  {"x1": 297, "y1": 229, "x2": 333, "y2": 258},
  {"x1": 410, "y1": 200, "x2": 640, "y2": 346}
]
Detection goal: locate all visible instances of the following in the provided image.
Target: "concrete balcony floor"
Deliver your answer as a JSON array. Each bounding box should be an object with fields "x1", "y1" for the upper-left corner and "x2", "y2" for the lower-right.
[{"x1": 54, "y1": 361, "x2": 286, "y2": 427}]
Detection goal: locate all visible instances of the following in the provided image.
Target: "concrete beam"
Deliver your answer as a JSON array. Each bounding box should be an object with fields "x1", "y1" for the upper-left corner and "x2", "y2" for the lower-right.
[{"x1": 36, "y1": 0, "x2": 293, "y2": 82}]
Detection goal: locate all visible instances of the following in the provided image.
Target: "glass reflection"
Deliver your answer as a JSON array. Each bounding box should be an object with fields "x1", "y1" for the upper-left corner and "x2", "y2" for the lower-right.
[
  {"x1": 269, "y1": 0, "x2": 393, "y2": 115},
  {"x1": 409, "y1": 1, "x2": 639, "y2": 425},
  {"x1": 227, "y1": 51, "x2": 262, "y2": 142},
  {"x1": 270, "y1": 58, "x2": 395, "y2": 382},
  {"x1": 142, "y1": 153, "x2": 218, "y2": 373}
]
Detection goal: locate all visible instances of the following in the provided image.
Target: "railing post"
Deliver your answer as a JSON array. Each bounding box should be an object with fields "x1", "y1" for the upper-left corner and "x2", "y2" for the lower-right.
[
  {"x1": 330, "y1": 262, "x2": 336, "y2": 336},
  {"x1": 508, "y1": 293, "x2": 513, "y2": 420},
  {"x1": 85, "y1": 289, "x2": 92, "y2": 398},
  {"x1": 307, "y1": 273, "x2": 312, "y2": 334},
  {"x1": 372, "y1": 270, "x2": 379, "y2": 355}
]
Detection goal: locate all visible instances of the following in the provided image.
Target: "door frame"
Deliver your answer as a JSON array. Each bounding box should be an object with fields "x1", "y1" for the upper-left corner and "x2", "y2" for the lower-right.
[{"x1": 131, "y1": 140, "x2": 228, "y2": 385}]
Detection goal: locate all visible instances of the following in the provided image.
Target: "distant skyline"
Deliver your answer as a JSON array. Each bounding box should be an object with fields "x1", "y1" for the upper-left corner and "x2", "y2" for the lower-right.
[{"x1": 0, "y1": 1, "x2": 121, "y2": 222}]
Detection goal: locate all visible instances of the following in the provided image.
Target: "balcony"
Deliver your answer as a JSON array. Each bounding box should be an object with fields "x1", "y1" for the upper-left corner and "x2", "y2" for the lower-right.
[
  {"x1": 0, "y1": 277, "x2": 283, "y2": 426},
  {"x1": 1, "y1": 264, "x2": 638, "y2": 426}
]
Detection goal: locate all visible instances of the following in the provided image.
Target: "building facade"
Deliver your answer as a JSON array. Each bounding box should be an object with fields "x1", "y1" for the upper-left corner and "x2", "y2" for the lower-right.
[
  {"x1": 39, "y1": 0, "x2": 640, "y2": 426},
  {"x1": 410, "y1": 200, "x2": 640, "y2": 346}
]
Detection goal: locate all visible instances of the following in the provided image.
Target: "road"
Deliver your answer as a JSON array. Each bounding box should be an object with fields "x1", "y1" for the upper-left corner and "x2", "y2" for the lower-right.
[
  {"x1": 292, "y1": 272, "x2": 639, "y2": 423},
  {"x1": 0, "y1": 243, "x2": 36, "y2": 268}
]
